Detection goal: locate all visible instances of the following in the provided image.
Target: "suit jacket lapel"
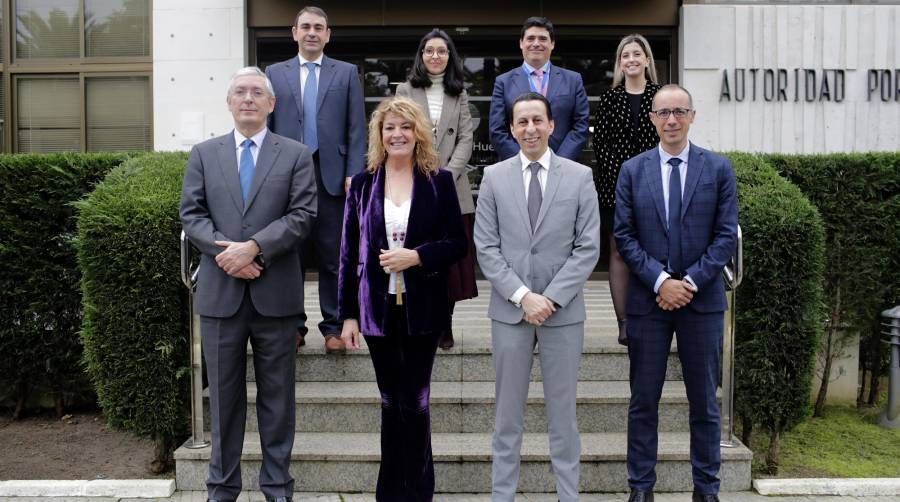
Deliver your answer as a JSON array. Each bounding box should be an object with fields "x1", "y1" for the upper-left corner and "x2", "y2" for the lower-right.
[
  {"x1": 532, "y1": 152, "x2": 562, "y2": 233},
  {"x1": 367, "y1": 168, "x2": 389, "y2": 251},
  {"x1": 216, "y1": 134, "x2": 244, "y2": 213},
  {"x1": 405, "y1": 169, "x2": 433, "y2": 248},
  {"x1": 506, "y1": 156, "x2": 532, "y2": 235},
  {"x1": 409, "y1": 87, "x2": 430, "y2": 122},
  {"x1": 316, "y1": 56, "x2": 337, "y2": 113},
  {"x1": 681, "y1": 143, "x2": 705, "y2": 220},
  {"x1": 283, "y1": 57, "x2": 305, "y2": 118},
  {"x1": 435, "y1": 92, "x2": 456, "y2": 141},
  {"x1": 243, "y1": 132, "x2": 281, "y2": 214},
  {"x1": 644, "y1": 149, "x2": 668, "y2": 233},
  {"x1": 510, "y1": 69, "x2": 529, "y2": 102},
  {"x1": 544, "y1": 65, "x2": 563, "y2": 101}
]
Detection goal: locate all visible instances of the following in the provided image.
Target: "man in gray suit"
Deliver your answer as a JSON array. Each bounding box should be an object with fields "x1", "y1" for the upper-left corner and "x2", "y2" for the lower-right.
[
  {"x1": 475, "y1": 92, "x2": 600, "y2": 502},
  {"x1": 180, "y1": 67, "x2": 317, "y2": 502}
]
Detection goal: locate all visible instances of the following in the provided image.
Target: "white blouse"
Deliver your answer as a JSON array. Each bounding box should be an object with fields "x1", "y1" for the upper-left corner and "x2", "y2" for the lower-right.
[{"x1": 384, "y1": 197, "x2": 411, "y2": 294}]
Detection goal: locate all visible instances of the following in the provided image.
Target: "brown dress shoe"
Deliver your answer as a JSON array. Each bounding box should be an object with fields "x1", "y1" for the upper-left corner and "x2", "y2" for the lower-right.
[
  {"x1": 438, "y1": 331, "x2": 455, "y2": 350},
  {"x1": 324, "y1": 334, "x2": 346, "y2": 353}
]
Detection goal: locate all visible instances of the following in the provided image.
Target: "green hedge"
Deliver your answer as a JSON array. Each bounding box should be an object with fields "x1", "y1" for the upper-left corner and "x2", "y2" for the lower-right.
[
  {"x1": 763, "y1": 153, "x2": 900, "y2": 407},
  {"x1": 74, "y1": 152, "x2": 189, "y2": 467},
  {"x1": 0, "y1": 152, "x2": 132, "y2": 416},
  {"x1": 725, "y1": 153, "x2": 826, "y2": 472}
]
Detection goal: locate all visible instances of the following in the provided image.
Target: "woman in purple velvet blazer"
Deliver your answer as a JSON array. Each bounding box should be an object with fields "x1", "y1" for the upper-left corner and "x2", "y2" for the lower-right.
[{"x1": 338, "y1": 96, "x2": 467, "y2": 500}]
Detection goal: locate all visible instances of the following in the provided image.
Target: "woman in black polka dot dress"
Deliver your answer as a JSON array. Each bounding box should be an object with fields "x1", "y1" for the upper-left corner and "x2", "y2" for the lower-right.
[{"x1": 591, "y1": 34, "x2": 662, "y2": 345}]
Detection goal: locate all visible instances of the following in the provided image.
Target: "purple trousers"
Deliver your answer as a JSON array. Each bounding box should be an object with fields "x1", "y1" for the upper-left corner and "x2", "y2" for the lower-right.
[{"x1": 364, "y1": 302, "x2": 441, "y2": 501}]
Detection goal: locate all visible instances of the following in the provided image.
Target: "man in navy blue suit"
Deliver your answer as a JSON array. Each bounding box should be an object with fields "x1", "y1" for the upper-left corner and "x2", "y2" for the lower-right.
[
  {"x1": 266, "y1": 6, "x2": 366, "y2": 353},
  {"x1": 488, "y1": 16, "x2": 589, "y2": 162},
  {"x1": 614, "y1": 84, "x2": 738, "y2": 502}
]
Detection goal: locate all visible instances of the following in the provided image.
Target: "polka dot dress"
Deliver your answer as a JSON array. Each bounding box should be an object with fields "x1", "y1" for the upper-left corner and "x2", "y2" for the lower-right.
[{"x1": 591, "y1": 82, "x2": 662, "y2": 208}]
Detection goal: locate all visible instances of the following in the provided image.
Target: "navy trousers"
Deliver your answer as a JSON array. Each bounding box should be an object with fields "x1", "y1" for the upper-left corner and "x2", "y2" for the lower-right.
[
  {"x1": 626, "y1": 306, "x2": 723, "y2": 495},
  {"x1": 297, "y1": 154, "x2": 344, "y2": 337},
  {"x1": 364, "y1": 303, "x2": 441, "y2": 502}
]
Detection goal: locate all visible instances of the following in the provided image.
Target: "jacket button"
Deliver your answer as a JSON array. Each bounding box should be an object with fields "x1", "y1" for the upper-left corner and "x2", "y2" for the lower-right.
[
  {"x1": 242, "y1": 224, "x2": 249, "y2": 229},
  {"x1": 531, "y1": 248, "x2": 538, "y2": 255}
]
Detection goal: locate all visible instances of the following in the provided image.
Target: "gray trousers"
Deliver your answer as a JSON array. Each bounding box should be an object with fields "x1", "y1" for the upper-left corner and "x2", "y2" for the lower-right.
[
  {"x1": 491, "y1": 320, "x2": 583, "y2": 502},
  {"x1": 201, "y1": 292, "x2": 298, "y2": 501}
]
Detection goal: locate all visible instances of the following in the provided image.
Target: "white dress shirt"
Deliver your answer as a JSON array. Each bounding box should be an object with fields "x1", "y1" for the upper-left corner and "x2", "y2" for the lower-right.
[
  {"x1": 298, "y1": 53, "x2": 323, "y2": 96},
  {"x1": 653, "y1": 142, "x2": 698, "y2": 294},
  {"x1": 509, "y1": 148, "x2": 552, "y2": 306},
  {"x1": 233, "y1": 128, "x2": 268, "y2": 172}
]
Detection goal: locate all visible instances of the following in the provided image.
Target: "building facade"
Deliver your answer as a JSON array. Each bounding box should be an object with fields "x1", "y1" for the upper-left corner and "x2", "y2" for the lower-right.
[{"x1": 0, "y1": 1, "x2": 896, "y2": 159}]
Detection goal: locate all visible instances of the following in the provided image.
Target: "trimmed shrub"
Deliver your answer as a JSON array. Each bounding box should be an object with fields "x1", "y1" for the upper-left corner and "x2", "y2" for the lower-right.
[
  {"x1": 764, "y1": 153, "x2": 900, "y2": 410},
  {"x1": 724, "y1": 153, "x2": 826, "y2": 473},
  {"x1": 0, "y1": 152, "x2": 132, "y2": 417},
  {"x1": 74, "y1": 152, "x2": 189, "y2": 471}
]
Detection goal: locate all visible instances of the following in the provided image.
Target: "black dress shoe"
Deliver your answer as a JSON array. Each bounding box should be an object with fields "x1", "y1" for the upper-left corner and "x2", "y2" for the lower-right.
[
  {"x1": 265, "y1": 497, "x2": 292, "y2": 502},
  {"x1": 692, "y1": 492, "x2": 720, "y2": 502},
  {"x1": 628, "y1": 489, "x2": 654, "y2": 502}
]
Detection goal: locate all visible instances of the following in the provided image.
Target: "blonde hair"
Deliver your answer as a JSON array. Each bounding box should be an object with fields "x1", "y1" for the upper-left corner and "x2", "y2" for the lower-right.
[
  {"x1": 612, "y1": 34, "x2": 659, "y2": 88},
  {"x1": 366, "y1": 96, "x2": 439, "y2": 176}
]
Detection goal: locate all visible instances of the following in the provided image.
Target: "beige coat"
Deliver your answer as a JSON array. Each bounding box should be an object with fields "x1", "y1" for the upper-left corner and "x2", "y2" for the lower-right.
[{"x1": 396, "y1": 81, "x2": 475, "y2": 214}]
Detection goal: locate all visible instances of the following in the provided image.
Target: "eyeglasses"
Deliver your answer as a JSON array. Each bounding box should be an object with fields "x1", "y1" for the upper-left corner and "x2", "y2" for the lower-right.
[
  {"x1": 229, "y1": 87, "x2": 269, "y2": 99},
  {"x1": 423, "y1": 47, "x2": 449, "y2": 57},
  {"x1": 651, "y1": 108, "x2": 692, "y2": 119}
]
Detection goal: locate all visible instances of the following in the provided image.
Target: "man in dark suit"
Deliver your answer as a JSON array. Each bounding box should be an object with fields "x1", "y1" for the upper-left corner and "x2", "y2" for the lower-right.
[
  {"x1": 180, "y1": 67, "x2": 317, "y2": 502},
  {"x1": 489, "y1": 16, "x2": 589, "y2": 162},
  {"x1": 614, "y1": 84, "x2": 738, "y2": 502},
  {"x1": 266, "y1": 6, "x2": 367, "y2": 352}
]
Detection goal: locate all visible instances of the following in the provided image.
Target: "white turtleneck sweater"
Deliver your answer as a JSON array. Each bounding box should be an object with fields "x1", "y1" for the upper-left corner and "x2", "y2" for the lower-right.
[{"x1": 425, "y1": 73, "x2": 445, "y2": 127}]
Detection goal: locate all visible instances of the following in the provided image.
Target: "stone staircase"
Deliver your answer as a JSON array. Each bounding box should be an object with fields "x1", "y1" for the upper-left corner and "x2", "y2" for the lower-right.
[{"x1": 174, "y1": 280, "x2": 752, "y2": 494}]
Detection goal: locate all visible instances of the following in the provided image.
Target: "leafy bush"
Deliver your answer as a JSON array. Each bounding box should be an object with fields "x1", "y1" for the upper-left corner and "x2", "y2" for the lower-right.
[
  {"x1": 763, "y1": 153, "x2": 900, "y2": 410},
  {"x1": 74, "y1": 152, "x2": 189, "y2": 471},
  {"x1": 725, "y1": 153, "x2": 826, "y2": 473},
  {"x1": 0, "y1": 152, "x2": 132, "y2": 417}
]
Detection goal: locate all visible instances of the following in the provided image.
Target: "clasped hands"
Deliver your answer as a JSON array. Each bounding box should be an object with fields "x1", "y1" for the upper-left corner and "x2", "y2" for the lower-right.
[
  {"x1": 656, "y1": 278, "x2": 697, "y2": 311},
  {"x1": 214, "y1": 240, "x2": 262, "y2": 280},
  {"x1": 379, "y1": 248, "x2": 421, "y2": 273},
  {"x1": 522, "y1": 292, "x2": 556, "y2": 326}
]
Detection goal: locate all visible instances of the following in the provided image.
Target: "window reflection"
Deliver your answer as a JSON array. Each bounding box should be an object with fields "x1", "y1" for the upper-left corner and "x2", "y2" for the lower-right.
[
  {"x1": 16, "y1": 0, "x2": 80, "y2": 59},
  {"x1": 85, "y1": 0, "x2": 150, "y2": 57}
]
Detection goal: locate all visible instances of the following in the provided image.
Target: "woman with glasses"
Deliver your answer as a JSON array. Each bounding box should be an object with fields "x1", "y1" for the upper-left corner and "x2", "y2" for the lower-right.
[
  {"x1": 396, "y1": 28, "x2": 476, "y2": 350},
  {"x1": 338, "y1": 97, "x2": 467, "y2": 501},
  {"x1": 591, "y1": 33, "x2": 662, "y2": 345}
]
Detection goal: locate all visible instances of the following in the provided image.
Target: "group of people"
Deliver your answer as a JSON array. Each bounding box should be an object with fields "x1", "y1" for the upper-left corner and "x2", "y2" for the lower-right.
[{"x1": 180, "y1": 6, "x2": 738, "y2": 502}]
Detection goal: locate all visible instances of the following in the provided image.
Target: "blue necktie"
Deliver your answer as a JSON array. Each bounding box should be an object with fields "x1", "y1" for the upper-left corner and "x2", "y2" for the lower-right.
[
  {"x1": 667, "y1": 157, "x2": 683, "y2": 274},
  {"x1": 303, "y1": 62, "x2": 318, "y2": 152},
  {"x1": 239, "y1": 138, "x2": 255, "y2": 203}
]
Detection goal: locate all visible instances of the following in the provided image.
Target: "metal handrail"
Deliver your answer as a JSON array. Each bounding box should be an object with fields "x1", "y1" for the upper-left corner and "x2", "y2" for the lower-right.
[
  {"x1": 181, "y1": 230, "x2": 209, "y2": 449},
  {"x1": 720, "y1": 225, "x2": 743, "y2": 447}
]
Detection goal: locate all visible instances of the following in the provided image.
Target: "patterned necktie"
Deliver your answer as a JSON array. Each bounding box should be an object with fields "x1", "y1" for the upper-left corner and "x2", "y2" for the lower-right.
[
  {"x1": 303, "y1": 62, "x2": 318, "y2": 152},
  {"x1": 239, "y1": 138, "x2": 255, "y2": 203},
  {"x1": 527, "y1": 161, "x2": 543, "y2": 231},
  {"x1": 532, "y1": 69, "x2": 545, "y2": 96},
  {"x1": 667, "y1": 157, "x2": 683, "y2": 274}
]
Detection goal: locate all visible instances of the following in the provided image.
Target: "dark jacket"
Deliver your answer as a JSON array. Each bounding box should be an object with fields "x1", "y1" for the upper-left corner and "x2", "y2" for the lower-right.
[
  {"x1": 592, "y1": 82, "x2": 662, "y2": 208},
  {"x1": 338, "y1": 167, "x2": 467, "y2": 336}
]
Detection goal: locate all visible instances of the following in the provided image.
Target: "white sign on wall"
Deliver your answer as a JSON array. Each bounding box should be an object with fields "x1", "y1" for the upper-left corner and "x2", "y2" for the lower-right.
[{"x1": 681, "y1": 5, "x2": 900, "y2": 153}]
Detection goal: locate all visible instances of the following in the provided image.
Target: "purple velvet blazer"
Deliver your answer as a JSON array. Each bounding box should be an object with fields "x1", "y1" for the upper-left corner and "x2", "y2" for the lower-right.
[{"x1": 338, "y1": 167, "x2": 467, "y2": 336}]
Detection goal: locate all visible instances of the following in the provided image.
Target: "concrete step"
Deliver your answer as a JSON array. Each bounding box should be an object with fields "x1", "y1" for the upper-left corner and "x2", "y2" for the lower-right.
[
  {"x1": 174, "y1": 432, "x2": 752, "y2": 493},
  {"x1": 269, "y1": 280, "x2": 685, "y2": 382},
  {"x1": 207, "y1": 380, "x2": 709, "y2": 433}
]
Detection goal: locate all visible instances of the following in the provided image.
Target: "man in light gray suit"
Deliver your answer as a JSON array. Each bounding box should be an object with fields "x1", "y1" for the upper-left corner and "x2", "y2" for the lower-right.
[
  {"x1": 180, "y1": 67, "x2": 317, "y2": 502},
  {"x1": 475, "y1": 91, "x2": 600, "y2": 502}
]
